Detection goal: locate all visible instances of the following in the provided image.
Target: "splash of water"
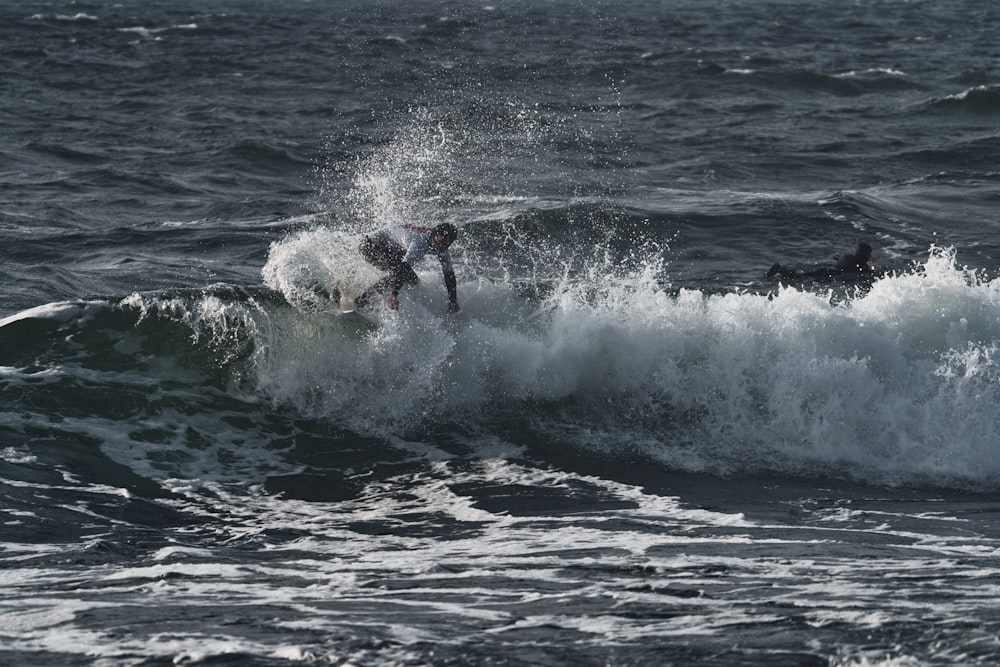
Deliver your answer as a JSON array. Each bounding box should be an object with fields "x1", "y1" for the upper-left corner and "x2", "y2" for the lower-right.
[
  {"x1": 258, "y1": 237, "x2": 1000, "y2": 490},
  {"x1": 263, "y1": 106, "x2": 1000, "y2": 490}
]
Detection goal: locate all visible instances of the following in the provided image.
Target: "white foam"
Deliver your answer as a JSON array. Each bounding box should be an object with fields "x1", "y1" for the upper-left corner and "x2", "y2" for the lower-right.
[
  {"x1": 258, "y1": 237, "x2": 1000, "y2": 488},
  {"x1": 1, "y1": 447, "x2": 38, "y2": 464},
  {"x1": 836, "y1": 68, "x2": 907, "y2": 78},
  {"x1": 0, "y1": 300, "x2": 106, "y2": 329},
  {"x1": 30, "y1": 13, "x2": 97, "y2": 22}
]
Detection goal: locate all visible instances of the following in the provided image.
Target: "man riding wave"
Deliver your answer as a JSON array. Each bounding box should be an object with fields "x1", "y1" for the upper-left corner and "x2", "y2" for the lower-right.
[{"x1": 354, "y1": 222, "x2": 460, "y2": 313}]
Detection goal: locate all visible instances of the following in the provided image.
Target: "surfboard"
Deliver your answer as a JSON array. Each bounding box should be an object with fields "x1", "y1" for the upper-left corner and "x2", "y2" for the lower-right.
[
  {"x1": 338, "y1": 305, "x2": 379, "y2": 327},
  {"x1": 336, "y1": 289, "x2": 357, "y2": 314},
  {"x1": 333, "y1": 286, "x2": 380, "y2": 327}
]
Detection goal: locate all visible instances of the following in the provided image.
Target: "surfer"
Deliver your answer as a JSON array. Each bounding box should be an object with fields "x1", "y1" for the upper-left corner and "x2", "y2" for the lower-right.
[
  {"x1": 354, "y1": 222, "x2": 461, "y2": 313},
  {"x1": 766, "y1": 242, "x2": 880, "y2": 280}
]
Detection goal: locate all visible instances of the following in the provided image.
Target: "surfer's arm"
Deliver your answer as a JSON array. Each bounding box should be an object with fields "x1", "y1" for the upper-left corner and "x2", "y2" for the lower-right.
[
  {"x1": 443, "y1": 268, "x2": 459, "y2": 312},
  {"x1": 438, "y1": 252, "x2": 459, "y2": 312}
]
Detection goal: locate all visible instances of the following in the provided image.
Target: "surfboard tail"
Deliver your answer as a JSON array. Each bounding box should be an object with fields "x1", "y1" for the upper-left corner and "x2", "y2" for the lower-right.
[{"x1": 338, "y1": 292, "x2": 356, "y2": 313}]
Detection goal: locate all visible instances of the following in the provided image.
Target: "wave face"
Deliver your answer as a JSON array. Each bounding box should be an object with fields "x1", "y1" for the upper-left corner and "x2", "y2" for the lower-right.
[{"x1": 1, "y1": 241, "x2": 984, "y2": 493}]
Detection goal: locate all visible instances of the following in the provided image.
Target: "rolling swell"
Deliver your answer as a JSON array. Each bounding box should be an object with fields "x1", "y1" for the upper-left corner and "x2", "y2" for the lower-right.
[
  {"x1": 903, "y1": 134, "x2": 1000, "y2": 170},
  {"x1": 758, "y1": 68, "x2": 926, "y2": 97},
  {"x1": 0, "y1": 286, "x2": 265, "y2": 387},
  {"x1": 923, "y1": 85, "x2": 1000, "y2": 114},
  {"x1": 0, "y1": 285, "x2": 310, "y2": 488}
]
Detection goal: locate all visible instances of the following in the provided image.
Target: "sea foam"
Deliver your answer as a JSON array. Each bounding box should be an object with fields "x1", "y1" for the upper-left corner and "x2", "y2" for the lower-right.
[{"x1": 259, "y1": 235, "x2": 1000, "y2": 490}]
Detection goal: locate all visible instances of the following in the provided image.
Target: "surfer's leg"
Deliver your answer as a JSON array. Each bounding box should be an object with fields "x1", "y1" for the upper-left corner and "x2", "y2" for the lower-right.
[
  {"x1": 355, "y1": 275, "x2": 392, "y2": 308},
  {"x1": 355, "y1": 263, "x2": 418, "y2": 310},
  {"x1": 356, "y1": 237, "x2": 408, "y2": 309},
  {"x1": 359, "y1": 237, "x2": 404, "y2": 272}
]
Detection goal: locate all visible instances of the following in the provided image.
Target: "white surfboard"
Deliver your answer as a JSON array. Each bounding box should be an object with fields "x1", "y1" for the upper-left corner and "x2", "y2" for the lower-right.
[{"x1": 334, "y1": 284, "x2": 380, "y2": 326}]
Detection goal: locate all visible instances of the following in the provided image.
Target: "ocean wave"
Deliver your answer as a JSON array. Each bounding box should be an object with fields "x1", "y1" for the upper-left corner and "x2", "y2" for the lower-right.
[
  {"x1": 0, "y1": 287, "x2": 263, "y2": 384},
  {"x1": 226, "y1": 139, "x2": 313, "y2": 175},
  {"x1": 767, "y1": 69, "x2": 925, "y2": 96},
  {"x1": 30, "y1": 12, "x2": 98, "y2": 23},
  {"x1": 902, "y1": 133, "x2": 1000, "y2": 170},
  {"x1": 25, "y1": 142, "x2": 109, "y2": 165},
  {"x1": 7, "y1": 240, "x2": 992, "y2": 491},
  {"x1": 0, "y1": 285, "x2": 295, "y2": 485},
  {"x1": 259, "y1": 233, "x2": 1000, "y2": 491},
  {"x1": 116, "y1": 24, "x2": 198, "y2": 40},
  {"x1": 922, "y1": 85, "x2": 1000, "y2": 113}
]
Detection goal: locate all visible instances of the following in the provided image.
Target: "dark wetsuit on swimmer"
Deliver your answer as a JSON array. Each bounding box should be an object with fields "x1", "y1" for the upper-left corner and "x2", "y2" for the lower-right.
[
  {"x1": 767, "y1": 242, "x2": 878, "y2": 280},
  {"x1": 355, "y1": 223, "x2": 460, "y2": 312}
]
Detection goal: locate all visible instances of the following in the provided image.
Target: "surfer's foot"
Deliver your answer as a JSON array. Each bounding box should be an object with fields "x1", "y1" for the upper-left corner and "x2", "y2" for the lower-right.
[{"x1": 766, "y1": 262, "x2": 781, "y2": 278}]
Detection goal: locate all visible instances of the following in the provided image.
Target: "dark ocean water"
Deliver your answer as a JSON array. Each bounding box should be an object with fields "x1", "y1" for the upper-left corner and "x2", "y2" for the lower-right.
[{"x1": 5, "y1": 0, "x2": 1000, "y2": 664}]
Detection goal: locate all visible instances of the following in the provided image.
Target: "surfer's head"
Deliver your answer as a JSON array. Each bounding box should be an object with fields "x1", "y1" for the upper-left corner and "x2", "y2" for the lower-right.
[
  {"x1": 432, "y1": 223, "x2": 458, "y2": 250},
  {"x1": 857, "y1": 242, "x2": 873, "y2": 261}
]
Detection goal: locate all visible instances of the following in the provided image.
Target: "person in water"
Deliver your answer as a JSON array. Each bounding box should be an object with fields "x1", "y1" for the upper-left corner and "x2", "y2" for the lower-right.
[
  {"x1": 354, "y1": 222, "x2": 460, "y2": 312},
  {"x1": 766, "y1": 242, "x2": 879, "y2": 280}
]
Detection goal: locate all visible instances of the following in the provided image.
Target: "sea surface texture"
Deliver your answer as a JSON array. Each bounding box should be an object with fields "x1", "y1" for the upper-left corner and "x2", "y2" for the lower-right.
[{"x1": 5, "y1": 1, "x2": 1000, "y2": 665}]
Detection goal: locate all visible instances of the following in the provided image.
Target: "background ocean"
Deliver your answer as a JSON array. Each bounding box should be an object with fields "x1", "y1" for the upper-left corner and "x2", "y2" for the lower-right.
[{"x1": 4, "y1": 0, "x2": 1000, "y2": 664}]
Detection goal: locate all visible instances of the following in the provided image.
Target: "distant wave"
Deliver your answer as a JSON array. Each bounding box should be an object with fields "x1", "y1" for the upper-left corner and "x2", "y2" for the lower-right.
[
  {"x1": 767, "y1": 69, "x2": 925, "y2": 96},
  {"x1": 30, "y1": 12, "x2": 97, "y2": 22},
  {"x1": 922, "y1": 85, "x2": 1000, "y2": 113},
  {"x1": 636, "y1": 57, "x2": 924, "y2": 95},
  {"x1": 116, "y1": 23, "x2": 198, "y2": 39},
  {"x1": 902, "y1": 133, "x2": 1000, "y2": 169},
  {"x1": 226, "y1": 139, "x2": 314, "y2": 174}
]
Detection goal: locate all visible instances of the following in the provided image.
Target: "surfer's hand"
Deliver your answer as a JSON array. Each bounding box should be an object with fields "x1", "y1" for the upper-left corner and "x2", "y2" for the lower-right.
[
  {"x1": 448, "y1": 300, "x2": 461, "y2": 314},
  {"x1": 389, "y1": 294, "x2": 399, "y2": 310}
]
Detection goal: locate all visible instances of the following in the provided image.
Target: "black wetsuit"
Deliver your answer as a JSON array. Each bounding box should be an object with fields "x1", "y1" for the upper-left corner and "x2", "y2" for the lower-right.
[
  {"x1": 767, "y1": 245, "x2": 875, "y2": 281},
  {"x1": 355, "y1": 224, "x2": 457, "y2": 308}
]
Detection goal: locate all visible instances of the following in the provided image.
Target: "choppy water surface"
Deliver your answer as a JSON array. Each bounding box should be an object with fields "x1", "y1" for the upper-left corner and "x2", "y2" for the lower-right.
[{"x1": 4, "y1": 0, "x2": 1000, "y2": 664}]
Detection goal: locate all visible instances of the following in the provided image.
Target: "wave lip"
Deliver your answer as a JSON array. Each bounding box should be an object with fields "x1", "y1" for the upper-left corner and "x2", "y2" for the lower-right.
[
  {"x1": 762, "y1": 68, "x2": 925, "y2": 96},
  {"x1": 30, "y1": 12, "x2": 98, "y2": 22},
  {"x1": 923, "y1": 84, "x2": 1000, "y2": 113}
]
